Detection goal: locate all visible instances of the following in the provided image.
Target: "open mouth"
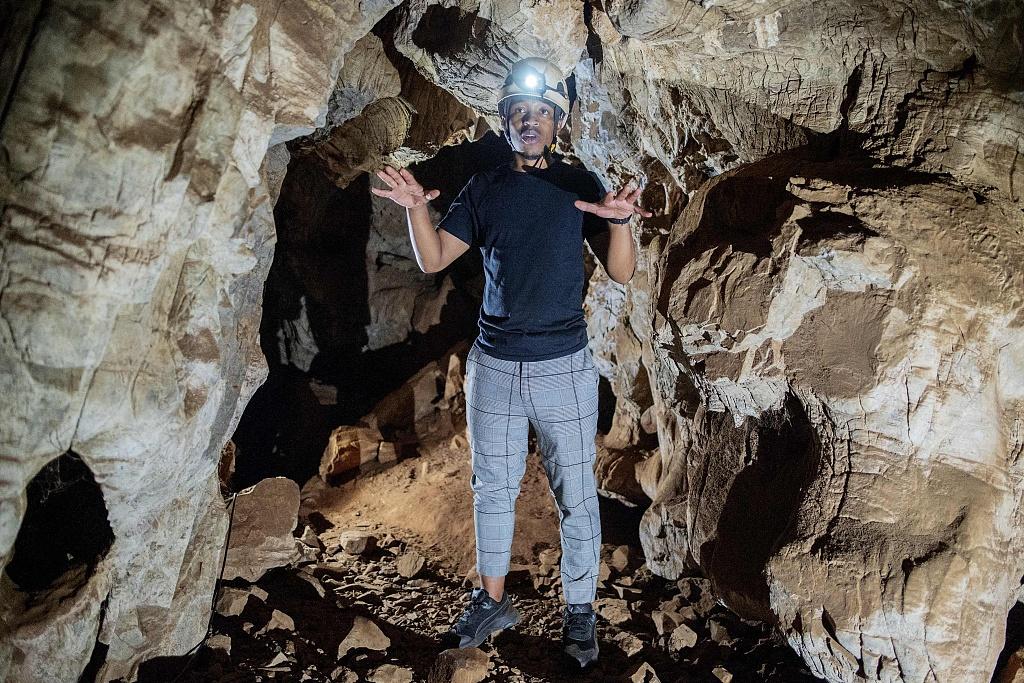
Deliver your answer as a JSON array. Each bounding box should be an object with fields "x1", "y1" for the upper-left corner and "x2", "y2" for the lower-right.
[{"x1": 520, "y1": 131, "x2": 540, "y2": 144}]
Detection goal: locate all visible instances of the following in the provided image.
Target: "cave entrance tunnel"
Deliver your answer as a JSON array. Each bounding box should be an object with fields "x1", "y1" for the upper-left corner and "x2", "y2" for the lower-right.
[{"x1": 229, "y1": 129, "x2": 623, "y2": 491}]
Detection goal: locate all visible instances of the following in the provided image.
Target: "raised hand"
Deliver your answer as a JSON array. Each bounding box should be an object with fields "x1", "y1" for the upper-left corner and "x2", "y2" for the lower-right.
[
  {"x1": 370, "y1": 166, "x2": 440, "y2": 209},
  {"x1": 574, "y1": 182, "x2": 653, "y2": 222}
]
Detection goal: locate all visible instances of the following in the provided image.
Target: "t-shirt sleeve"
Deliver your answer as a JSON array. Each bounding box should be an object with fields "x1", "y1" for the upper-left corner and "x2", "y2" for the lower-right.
[
  {"x1": 437, "y1": 175, "x2": 479, "y2": 248},
  {"x1": 581, "y1": 170, "x2": 610, "y2": 240}
]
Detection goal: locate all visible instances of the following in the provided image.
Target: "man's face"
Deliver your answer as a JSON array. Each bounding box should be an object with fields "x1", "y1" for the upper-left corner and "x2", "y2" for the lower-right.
[{"x1": 505, "y1": 96, "x2": 561, "y2": 154}]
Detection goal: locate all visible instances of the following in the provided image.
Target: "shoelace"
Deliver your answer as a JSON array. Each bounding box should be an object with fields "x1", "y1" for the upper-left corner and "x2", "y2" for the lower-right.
[
  {"x1": 564, "y1": 611, "x2": 595, "y2": 641},
  {"x1": 455, "y1": 590, "x2": 493, "y2": 630}
]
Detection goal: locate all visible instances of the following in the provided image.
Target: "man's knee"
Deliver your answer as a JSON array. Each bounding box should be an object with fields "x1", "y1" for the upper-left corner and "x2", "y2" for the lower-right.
[{"x1": 471, "y1": 473, "x2": 522, "y2": 500}]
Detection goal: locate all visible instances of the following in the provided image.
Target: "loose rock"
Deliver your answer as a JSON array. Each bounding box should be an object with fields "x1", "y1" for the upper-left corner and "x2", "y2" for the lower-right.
[
  {"x1": 396, "y1": 550, "x2": 426, "y2": 578},
  {"x1": 627, "y1": 661, "x2": 661, "y2": 683},
  {"x1": 320, "y1": 425, "x2": 384, "y2": 484},
  {"x1": 428, "y1": 647, "x2": 491, "y2": 683},
  {"x1": 337, "y1": 615, "x2": 391, "y2": 658},
  {"x1": 338, "y1": 530, "x2": 377, "y2": 556},
  {"x1": 595, "y1": 598, "x2": 631, "y2": 625},
  {"x1": 668, "y1": 623, "x2": 699, "y2": 651},
  {"x1": 256, "y1": 609, "x2": 295, "y2": 635},
  {"x1": 368, "y1": 663, "x2": 414, "y2": 683},
  {"x1": 613, "y1": 631, "x2": 645, "y2": 657},
  {"x1": 207, "y1": 634, "x2": 231, "y2": 655},
  {"x1": 215, "y1": 587, "x2": 254, "y2": 617}
]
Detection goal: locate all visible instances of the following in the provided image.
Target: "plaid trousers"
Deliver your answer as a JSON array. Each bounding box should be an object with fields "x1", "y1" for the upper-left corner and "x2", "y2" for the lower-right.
[{"x1": 464, "y1": 343, "x2": 602, "y2": 604}]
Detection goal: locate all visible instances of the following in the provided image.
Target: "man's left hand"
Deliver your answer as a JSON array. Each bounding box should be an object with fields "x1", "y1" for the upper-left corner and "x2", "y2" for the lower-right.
[{"x1": 575, "y1": 183, "x2": 653, "y2": 221}]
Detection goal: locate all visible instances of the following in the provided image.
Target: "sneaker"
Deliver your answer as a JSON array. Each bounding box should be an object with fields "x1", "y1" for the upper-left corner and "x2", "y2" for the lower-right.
[
  {"x1": 442, "y1": 588, "x2": 521, "y2": 649},
  {"x1": 563, "y1": 603, "x2": 599, "y2": 667}
]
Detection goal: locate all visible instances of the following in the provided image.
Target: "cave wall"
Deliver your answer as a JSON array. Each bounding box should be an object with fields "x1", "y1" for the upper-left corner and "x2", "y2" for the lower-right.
[
  {"x1": 2, "y1": 0, "x2": 1023, "y2": 681},
  {"x1": 0, "y1": 0, "x2": 399, "y2": 680}
]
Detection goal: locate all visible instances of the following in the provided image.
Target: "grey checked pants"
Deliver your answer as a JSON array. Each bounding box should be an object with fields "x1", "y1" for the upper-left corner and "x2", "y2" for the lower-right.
[{"x1": 465, "y1": 343, "x2": 602, "y2": 605}]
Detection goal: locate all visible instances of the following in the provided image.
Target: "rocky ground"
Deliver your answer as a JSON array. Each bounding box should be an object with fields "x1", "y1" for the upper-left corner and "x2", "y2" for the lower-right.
[
  {"x1": 132, "y1": 419, "x2": 820, "y2": 683},
  {"x1": 135, "y1": 528, "x2": 819, "y2": 683}
]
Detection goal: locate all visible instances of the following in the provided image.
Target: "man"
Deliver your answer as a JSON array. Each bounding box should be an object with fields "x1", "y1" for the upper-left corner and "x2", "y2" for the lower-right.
[{"x1": 371, "y1": 57, "x2": 650, "y2": 667}]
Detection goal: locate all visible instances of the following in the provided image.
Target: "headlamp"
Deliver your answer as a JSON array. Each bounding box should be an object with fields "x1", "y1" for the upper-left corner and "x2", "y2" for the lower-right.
[{"x1": 507, "y1": 66, "x2": 552, "y2": 97}]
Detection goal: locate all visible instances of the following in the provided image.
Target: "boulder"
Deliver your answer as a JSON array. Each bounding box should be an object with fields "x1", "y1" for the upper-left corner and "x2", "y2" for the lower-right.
[{"x1": 223, "y1": 478, "x2": 302, "y2": 583}]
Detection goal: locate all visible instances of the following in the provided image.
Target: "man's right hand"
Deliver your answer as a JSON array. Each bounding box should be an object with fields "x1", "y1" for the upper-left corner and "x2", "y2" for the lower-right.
[{"x1": 370, "y1": 165, "x2": 440, "y2": 208}]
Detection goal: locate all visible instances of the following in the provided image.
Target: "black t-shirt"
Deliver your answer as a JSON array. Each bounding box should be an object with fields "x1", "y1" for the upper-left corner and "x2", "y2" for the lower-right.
[{"x1": 437, "y1": 158, "x2": 609, "y2": 361}]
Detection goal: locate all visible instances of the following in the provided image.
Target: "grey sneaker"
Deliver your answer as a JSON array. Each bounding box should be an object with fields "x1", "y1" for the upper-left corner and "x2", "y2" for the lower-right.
[
  {"x1": 442, "y1": 588, "x2": 521, "y2": 649},
  {"x1": 563, "y1": 603, "x2": 599, "y2": 667}
]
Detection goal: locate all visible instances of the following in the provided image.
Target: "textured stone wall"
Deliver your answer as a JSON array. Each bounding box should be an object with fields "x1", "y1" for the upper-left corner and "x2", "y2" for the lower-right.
[{"x1": 0, "y1": 1, "x2": 398, "y2": 680}]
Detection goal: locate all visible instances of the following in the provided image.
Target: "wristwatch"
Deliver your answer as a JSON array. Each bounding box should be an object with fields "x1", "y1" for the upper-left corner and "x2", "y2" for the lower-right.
[{"x1": 607, "y1": 215, "x2": 632, "y2": 224}]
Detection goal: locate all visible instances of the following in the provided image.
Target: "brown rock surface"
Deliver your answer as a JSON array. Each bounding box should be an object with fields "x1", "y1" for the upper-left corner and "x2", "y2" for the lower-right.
[
  {"x1": 337, "y1": 615, "x2": 391, "y2": 658},
  {"x1": 320, "y1": 424, "x2": 386, "y2": 484},
  {"x1": 224, "y1": 478, "x2": 302, "y2": 582},
  {"x1": 428, "y1": 647, "x2": 491, "y2": 683},
  {"x1": 640, "y1": 154, "x2": 1024, "y2": 682}
]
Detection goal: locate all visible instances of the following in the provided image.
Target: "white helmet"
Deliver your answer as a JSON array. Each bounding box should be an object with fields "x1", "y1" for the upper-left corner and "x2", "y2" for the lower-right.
[{"x1": 496, "y1": 57, "x2": 570, "y2": 120}]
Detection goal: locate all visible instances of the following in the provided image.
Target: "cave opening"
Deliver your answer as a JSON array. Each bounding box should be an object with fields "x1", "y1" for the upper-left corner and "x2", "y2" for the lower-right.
[
  {"x1": 5, "y1": 450, "x2": 114, "y2": 593},
  {"x1": 230, "y1": 134, "x2": 514, "y2": 489}
]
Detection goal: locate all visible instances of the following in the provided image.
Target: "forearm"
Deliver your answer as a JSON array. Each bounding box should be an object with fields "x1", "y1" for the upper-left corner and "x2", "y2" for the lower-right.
[
  {"x1": 406, "y1": 204, "x2": 443, "y2": 272},
  {"x1": 604, "y1": 222, "x2": 636, "y2": 283}
]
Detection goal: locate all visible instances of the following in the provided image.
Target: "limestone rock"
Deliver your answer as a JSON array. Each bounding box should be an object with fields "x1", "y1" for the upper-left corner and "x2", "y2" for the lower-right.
[
  {"x1": 337, "y1": 531, "x2": 378, "y2": 556},
  {"x1": 364, "y1": 359, "x2": 446, "y2": 438},
  {"x1": 396, "y1": 550, "x2": 426, "y2": 578},
  {"x1": 627, "y1": 662, "x2": 661, "y2": 683},
  {"x1": 668, "y1": 623, "x2": 698, "y2": 651},
  {"x1": 428, "y1": 647, "x2": 491, "y2": 683},
  {"x1": 299, "y1": 526, "x2": 322, "y2": 550},
  {"x1": 207, "y1": 634, "x2": 231, "y2": 655},
  {"x1": 712, "y1": 666, "x2": 734, "y2": 683},
  {"x1": 256, "y1": 609, "x2": 296, "y2": 635},
  {"x1": 320, "y1": 425, "x2": 385, "y2": 484},
  {"x1": 224, "y1": 478, "x2": 302, "y2": 583},
  {"x1": 0, "y1": 0, "x2": 402, "y2": 677},
  {"x1": 337, "y1": 615, "x2": 391, "y2": 658},
  {"x1": 215, "y1": 587, "x2": 255, "y2": 617},
  {"x1": 317, "y1": 34, "x2": 403, "y2": 137},
  {"x1": 378, "y1": 442, "x2": 399, "y2": 464},
  {"x1": 609, "y1": 545, "x2": 635, "y2": 574},
  {"x1": 643, "y1": 154, "x2": 1024, "y2": 682},
  {"x1": 332, "y1": 667, "x2": 360, "y2": 683},
  {"x1": 595, "y1": 447, "x2": 650, "y2": 507},
  {"x1": 613, "y1": 631, "x2": 645, "y2": 658},
  {"x1": 595, "y1": 598, "x2": 631, "y2": 626},
  {"x1": 650, "y1": 610, "x2": 682, "y2": 636},
  {"x1": 368, "y1": 664, "x2": 414, "y2": 683},
  {"x1": 441, "y1": 352, "x2": 466, "y2": 407}
]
